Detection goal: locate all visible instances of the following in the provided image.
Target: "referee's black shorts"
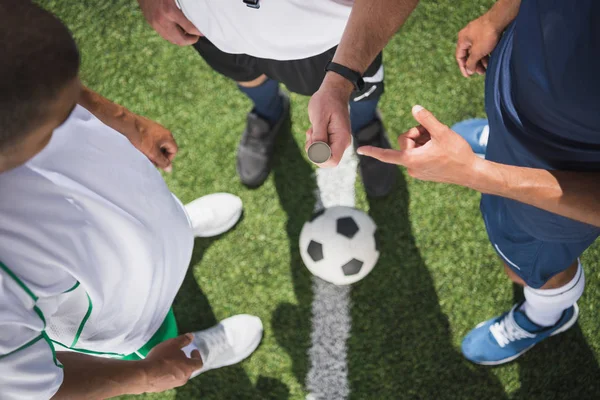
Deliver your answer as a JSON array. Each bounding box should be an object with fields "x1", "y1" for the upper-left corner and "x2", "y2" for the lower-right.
[{"x1": 193, "y1": 37, "x2": 384, "y2": 102}]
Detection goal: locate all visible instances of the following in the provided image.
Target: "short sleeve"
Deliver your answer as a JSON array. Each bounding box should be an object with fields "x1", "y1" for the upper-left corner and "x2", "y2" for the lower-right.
[{"x1": 0, "y1": 264, "x2": 64, "y2": 400}]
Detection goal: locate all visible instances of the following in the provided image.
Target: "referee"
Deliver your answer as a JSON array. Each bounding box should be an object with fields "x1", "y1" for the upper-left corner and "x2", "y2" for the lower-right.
[{"x1": 137, "y1": 0, "x2": 419, "y2": 197}]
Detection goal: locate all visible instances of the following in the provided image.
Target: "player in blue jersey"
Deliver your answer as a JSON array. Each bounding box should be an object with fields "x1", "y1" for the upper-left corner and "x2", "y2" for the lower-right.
[{"x1": 358, "y1": 0, "x2": 600, "y2": 364}]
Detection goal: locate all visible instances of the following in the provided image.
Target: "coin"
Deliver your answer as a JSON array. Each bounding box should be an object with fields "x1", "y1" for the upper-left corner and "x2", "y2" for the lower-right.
[{"x1": 307, "y1": 141, "x2": 332, "y2": 164}]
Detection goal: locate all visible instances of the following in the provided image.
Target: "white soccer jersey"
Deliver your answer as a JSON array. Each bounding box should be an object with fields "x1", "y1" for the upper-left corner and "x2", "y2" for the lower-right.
[
  {"x1": 0, "y1": 106, "x2": 194, "y2": 399},
  {"x1": 177, "y1": 0, "x2": 354, "y2": 60}
]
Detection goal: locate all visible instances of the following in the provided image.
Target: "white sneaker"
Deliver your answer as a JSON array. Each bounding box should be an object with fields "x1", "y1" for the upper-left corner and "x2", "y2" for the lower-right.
[
  {"x1": 182, "y1": 314, "x2": 263, "y2": 378},
  {"x1": 185, "y1": 193, "x2": 243, "y2": 237}
]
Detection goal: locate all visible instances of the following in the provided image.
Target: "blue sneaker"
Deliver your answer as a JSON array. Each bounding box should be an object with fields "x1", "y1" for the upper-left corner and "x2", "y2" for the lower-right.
[
  {"x1": 461, "y1": 302, "x2": 579, "y2": 365},
  {"x1": 451, "y1": 118, "x2": 489, "y2": 158}
]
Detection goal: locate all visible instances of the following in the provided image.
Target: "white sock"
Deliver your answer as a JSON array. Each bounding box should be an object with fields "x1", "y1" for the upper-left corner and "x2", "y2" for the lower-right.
[{"x1": 521, "y1": 260, "x2": 584, "y2": 327}]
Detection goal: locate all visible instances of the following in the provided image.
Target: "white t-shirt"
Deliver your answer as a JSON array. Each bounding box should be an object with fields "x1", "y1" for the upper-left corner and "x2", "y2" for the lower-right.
[
  {"x1": 0, "y1": 106, "x2": 194, "y2": 399},
  {"x1": 177, "y1": 0, "x2": 353, "y2": 60}
]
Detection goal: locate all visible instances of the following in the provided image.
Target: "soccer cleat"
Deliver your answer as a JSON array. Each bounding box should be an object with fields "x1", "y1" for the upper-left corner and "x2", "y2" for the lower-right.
[
  {"x1": 461, "y1": 302, "x2": 579, "y2": 365},
  {"x1": 451, "y1": 118, "x2": 489, "y2": 158},
  {"x1": 185, "y1": 193, "x2": 243, "y2": 237},
  {"x1": 236, "y1": 91, "x2": 290, "y2": 188},
  {"x1": 353, "y1": 112, "x2": 397, "y2": 198},
  {"x1": 182, "y1": 314, "x2": 263, "y2": 378}
]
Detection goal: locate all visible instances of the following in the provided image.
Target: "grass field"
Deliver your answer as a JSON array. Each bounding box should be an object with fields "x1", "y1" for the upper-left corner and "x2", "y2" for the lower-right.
[{"x1": 39, "y1": 1, "x2": 600, "y2": 399}]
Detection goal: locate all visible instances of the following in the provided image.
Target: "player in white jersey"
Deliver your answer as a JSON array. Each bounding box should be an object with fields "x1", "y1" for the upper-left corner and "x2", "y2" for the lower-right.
[
  {"x1": 0, "y1": 2, "x2": 262, "y2": 398},
  {"x1": 138, "y1": 0, "x2": 419, "y2": 198}
]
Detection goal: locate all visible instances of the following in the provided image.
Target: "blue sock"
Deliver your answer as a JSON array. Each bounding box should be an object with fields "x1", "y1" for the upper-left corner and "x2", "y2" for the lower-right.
[
  {"x1": 238, "y1": 78, "x2": 283, "y2": 126},
  {"x1": 349, "y1": 98, "x2": 379, "y2": 133}
]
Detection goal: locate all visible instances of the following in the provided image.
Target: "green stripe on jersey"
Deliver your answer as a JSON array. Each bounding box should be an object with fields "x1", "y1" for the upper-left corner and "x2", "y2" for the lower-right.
[{"x1": 0, "y1": 261, "x2": 38, "y2": 301}]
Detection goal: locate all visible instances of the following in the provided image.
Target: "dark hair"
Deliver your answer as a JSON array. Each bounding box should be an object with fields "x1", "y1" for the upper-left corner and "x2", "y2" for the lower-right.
[{"x1": 0, "y1": 0, "x2": 80, "y2": 150}]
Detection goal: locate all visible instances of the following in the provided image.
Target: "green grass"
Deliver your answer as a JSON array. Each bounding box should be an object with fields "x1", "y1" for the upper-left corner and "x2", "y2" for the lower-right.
[{"x1": 38, "y1": 0, "x2": 600, "y2": 399}]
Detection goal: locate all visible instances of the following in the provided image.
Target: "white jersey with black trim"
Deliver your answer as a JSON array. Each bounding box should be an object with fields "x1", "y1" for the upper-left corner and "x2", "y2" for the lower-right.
[
  {"x1": 0, "y1": 105, "x2": 194, "y2": 399},
  {"x1": 176, "y1": 0, "x2": 354, "y2": 60}
]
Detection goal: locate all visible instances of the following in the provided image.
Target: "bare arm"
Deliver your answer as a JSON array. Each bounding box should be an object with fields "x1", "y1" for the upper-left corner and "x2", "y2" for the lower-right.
[
  {"x1": 53, "y1": 334, "x2": 203, "y2": 399},
  {"x1": 53, "y1": 353, "x2": 146, "y2": 399},
  {"x1": 333, "y1": 0, "x2": 420, "y2": 75},
  {"x1": 79, "y1": 86, "x2": 178, "y2": 171},
  {"x1": 358, "y1": 106, "x2": 600, "y2": 227},
  {"x1": 470, "y1": 161, "x2": 600, "y2": 227},
  {"x1": 307, "y1": 0, "x2": 419, "y2": 166}
]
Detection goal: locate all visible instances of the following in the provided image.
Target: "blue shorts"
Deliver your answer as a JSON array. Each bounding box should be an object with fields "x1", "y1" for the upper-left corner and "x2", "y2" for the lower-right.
[{"x1": 481, "y1": 194, "x2": 596, "y2": 289}]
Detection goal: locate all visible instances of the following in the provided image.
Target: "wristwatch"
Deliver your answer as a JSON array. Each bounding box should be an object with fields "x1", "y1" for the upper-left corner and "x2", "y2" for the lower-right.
[{"x1": 325, "y1": 61, "x2": 365, "y2": 91}]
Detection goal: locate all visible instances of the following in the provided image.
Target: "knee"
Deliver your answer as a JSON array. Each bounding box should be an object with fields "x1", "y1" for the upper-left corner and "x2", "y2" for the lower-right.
[{"x1": 237, "y1": 74, "x2": 268, "y2": 88}]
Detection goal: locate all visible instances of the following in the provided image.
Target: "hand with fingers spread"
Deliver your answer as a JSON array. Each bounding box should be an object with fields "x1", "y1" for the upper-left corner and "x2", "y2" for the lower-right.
[
  {"x1": 138, "y1": 0, "x2": 202, "y2": 46},
  {"x1": 306, "y1": 73, "x2": 353, "y2": 167},
  {"x1": 141, "y1": 333, "x2": 203, "y2": 393},
  {"x1": 456, "y1": 15, "x2": 502, "y2": 77},
  {"x1": 357, "y1": 105, "x2": 481, "y2": 186}
]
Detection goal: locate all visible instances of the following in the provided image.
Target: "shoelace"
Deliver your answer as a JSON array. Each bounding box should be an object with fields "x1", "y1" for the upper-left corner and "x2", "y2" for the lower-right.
[
  {"x1": 489, "y1": 308, "x2": 535, "y2": 348},
  {"x1": 196, "y1": 325, "x2": 231, "y2": 366}
]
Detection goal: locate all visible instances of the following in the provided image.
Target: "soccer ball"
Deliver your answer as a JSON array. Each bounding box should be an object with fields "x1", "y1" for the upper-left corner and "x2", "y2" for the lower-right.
[{"x1": 299, "y1": 206, "x2": 379, "y2": 285}]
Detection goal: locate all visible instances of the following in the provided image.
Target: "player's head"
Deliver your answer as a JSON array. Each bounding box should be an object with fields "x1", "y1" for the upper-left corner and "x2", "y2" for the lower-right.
[{"x1": 0, "y1": 0, "x2": 81, "y2": 173}]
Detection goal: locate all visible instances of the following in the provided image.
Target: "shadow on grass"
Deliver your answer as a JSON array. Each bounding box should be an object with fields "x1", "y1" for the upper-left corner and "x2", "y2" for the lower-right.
[
  {"x1": 172, "y1": 236, "x2": 290, "y2": 400},
  {"x1": 270, "y1": 120, "x2": 316, "y2": 392},
  {"x1": 511, "y1": 285, "x2": 600, "y2": 400},
  {"x1": 347, "y1": 173, "x2": 508, "y2": 400}
]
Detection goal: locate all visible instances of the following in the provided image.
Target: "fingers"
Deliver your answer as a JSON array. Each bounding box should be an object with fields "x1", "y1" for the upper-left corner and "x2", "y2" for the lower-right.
[
  {"x1": 164, "y1": 23, "x2": 199, "y2": 46},
  {"x1": 455, "y1": 34, "x2": 471, "y2": 78},
  {"x1": 175, "y1": 333, "x2": 194, "y2": 348},
  {"x1": 326, "y1": 135, "x2": 350, "y2": 167},
  {"x1": 465, "y1": 42, "x2": 489, "y2": 77},
  {"x1": 150, "y1": 146, "x2": 173, "y2": 172},
  {"x1": 161, "y1": 137, "x2": 178, "y2": 161},
  {"x1": 356, "y1": 146, "x2": 406, "y2": 166},
  {"x1": 475, "y1": 61, "x2": 486, "y2": 76},
  {"x1": 170, "y1": 7, "x2": 202, "y2": 37},
  {"x1": 304, "y1": 127, "x2": 314, "y2": 153},
  {"x1": 185, "y1": 353, "x2": 204, "y2": 370},
  {"x1": 481, "y1": 55, "x2": 489, "y2": 69},
  {"x1": 411, "y1": 105, "x2": 447, "y2": 136}
]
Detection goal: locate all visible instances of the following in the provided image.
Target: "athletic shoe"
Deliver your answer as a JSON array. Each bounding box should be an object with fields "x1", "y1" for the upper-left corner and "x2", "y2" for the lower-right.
[
  {"x1": 185, "y1": 193, "x2": 243, "y2": 237},
  {"x1": 237, "y1": 91, "x2": 290, "y2": 188},
  {"x1": 451, "y1": 118, "x2": 489, "y2": 158},
  {"x1": 461, "y1": 302, "x2": 579, "y2": 365},
  {"x1": 353, "y1": 112, "x2": 397, "y2": 198},
  {"x1": 182, "y1": 314, "x2": 263, "y2": 378}
]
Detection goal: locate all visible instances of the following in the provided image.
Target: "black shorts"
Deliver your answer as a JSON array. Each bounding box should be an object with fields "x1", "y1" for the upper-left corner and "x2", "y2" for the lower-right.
[{"x1": 193, "y1": 37, "x2": 384, "y2": 102}]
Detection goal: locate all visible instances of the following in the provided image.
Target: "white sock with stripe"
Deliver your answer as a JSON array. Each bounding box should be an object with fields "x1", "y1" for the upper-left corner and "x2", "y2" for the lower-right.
[{"x1": 521, "y1": 260, "x2": 584, "y2": 327}]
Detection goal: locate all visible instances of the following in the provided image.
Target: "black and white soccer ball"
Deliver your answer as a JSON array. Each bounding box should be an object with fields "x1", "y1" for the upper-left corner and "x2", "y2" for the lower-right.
[{"x1": 299, "y1": 206, "x2": 379, "y2": 285}]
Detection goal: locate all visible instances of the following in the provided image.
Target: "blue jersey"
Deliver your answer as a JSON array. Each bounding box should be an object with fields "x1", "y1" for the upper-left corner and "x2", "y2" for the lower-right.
[{"x1": 484, "y1": 0, "x2": 600, "y2": 242}]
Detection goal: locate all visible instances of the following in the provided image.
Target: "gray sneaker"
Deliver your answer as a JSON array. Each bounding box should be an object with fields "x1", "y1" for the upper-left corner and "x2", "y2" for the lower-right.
[
  {"x1": 353, "y1": 113, "x2": 397, "y2": 198},
  {"x1": 236, "y1": 92, "x2": 290, "y2": 188}
]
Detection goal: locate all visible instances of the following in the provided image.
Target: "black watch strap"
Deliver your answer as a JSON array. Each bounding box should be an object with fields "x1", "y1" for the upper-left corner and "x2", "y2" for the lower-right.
[{"x1": 325, "y1": 61, "x2": 365, "y2": 91}]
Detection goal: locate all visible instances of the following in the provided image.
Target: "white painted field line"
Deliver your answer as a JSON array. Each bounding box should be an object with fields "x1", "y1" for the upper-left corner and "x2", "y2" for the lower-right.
[{"x1": 306, "y1": 146, "x2": 358, "y2": 400}]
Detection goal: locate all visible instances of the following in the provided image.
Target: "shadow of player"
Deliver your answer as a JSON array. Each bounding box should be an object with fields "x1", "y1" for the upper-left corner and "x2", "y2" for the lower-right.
[
  {"x1": 270, "y1": 127, "x2": 507, "y2": 399},
  {"x1": 347, "y1": 173, "x2": 508, "y2": 400},
  {"x1": 511, "y1": 285, "x2": 600, "y2": 400},
  {"x1": 172, "y1": 236, "x2": 290, "y2": 400}
]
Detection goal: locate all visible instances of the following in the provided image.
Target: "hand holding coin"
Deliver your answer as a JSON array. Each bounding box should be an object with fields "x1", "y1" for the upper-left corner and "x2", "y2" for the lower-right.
[{"x1": 307, "y1": 141, "x2": 332, "y2": 164}]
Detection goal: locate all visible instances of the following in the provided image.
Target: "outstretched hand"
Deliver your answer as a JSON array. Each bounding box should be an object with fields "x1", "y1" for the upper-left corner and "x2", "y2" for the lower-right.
[{"x1": 357, "y1": 106, "x2": 481, "y2": 187}]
